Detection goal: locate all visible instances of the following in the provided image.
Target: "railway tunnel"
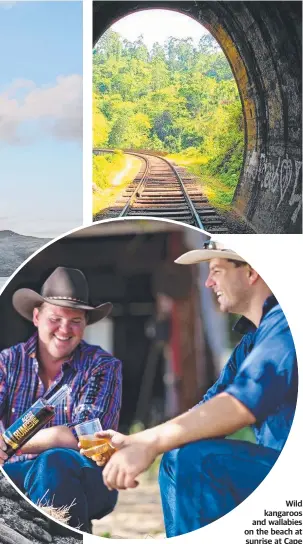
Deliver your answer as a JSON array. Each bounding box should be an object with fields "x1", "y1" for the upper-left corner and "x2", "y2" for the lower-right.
[{"x1": 93, "y1": 1, "x2": 302, "y2": 234}]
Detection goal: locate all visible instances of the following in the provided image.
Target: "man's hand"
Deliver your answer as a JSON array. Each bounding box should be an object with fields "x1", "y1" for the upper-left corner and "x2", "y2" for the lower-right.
[
  {"x1": 81, "y1": 393, "x2": 255, "y2": 491},
  {"x1": 79, "y1": 430, "x2": 126, "y2": 466},
  {"x1": 81, "y1": 430, "x2": 158, "y2": 490},
  {"x1": 0, "y1": 435, "x2": 8, "y2": 465},
  {"x1": 78, "y1": 430, "x2": 120, "y2": 466},
  {"x1": 81, "y1": 442, "x2": 115, "y2": 466},
  {"x1": 102, "y1": 431, "x2": 158, "y2": 491}
]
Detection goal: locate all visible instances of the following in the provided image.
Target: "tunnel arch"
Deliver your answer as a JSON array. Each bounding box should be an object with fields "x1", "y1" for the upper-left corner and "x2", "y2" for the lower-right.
[{"x1": 94, "y1": 1, "x2": 302, "y2": 233}]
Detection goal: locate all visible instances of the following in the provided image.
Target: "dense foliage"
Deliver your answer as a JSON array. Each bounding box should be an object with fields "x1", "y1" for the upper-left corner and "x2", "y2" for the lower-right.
[
  {"x1": 93, "y1": 30, "x2": 244, "y2": 207},
  {"x1": 93, "y1": 150, "x2": 124, "y2": 190}
]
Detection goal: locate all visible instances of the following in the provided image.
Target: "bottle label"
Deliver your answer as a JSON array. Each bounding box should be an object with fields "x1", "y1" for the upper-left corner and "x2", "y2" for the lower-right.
[
  {"x1": 3, "y1": 405, "x2": 46, "y2": 450},
  {"x1": 2, "y1": 387, "x2": 68, "y2": 458}
]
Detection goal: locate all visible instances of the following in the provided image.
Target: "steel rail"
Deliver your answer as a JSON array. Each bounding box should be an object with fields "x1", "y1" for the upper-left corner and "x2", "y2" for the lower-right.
[
  {"x1": 158, "y1": 155, "x2": 205, "y2": 230},
  {"x1": 119, "y1": 151, "x2": 149, "y2": 216},
  {"x1": 93, "y1": 149, "x2": 207, "y2": 230},
  {"x1": 93, "y1": 148, "x2": 149, "y2": 215},
  {"x1": 118, "y1": 151, "x2": 205, "y2": 229}
]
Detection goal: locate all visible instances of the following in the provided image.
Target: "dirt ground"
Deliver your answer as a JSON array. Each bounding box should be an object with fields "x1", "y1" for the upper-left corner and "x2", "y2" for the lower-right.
[{"x1": 92, "y1": 471, "x2": 165, "y2": 539}]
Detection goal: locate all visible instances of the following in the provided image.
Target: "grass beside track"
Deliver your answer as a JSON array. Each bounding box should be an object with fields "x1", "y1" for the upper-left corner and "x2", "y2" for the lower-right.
[
  {"x1": 167, "y1": 152, "x2": 239, "y2": 210},
  {"x1": 93, "y1": 152, "x2": 142, "y2": 216}
]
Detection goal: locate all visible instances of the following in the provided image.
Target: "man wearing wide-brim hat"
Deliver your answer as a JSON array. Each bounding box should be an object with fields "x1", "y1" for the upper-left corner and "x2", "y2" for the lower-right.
[
  {"x1": 85, "y1": 240, "x2": 297, "y2": 537},
  {"x1": 0, "y1": 267, "x2": 122, "y2": 533}
]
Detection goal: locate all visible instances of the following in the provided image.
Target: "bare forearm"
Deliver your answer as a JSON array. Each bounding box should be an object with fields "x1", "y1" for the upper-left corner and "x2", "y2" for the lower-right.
[
  {"x1": 144, "y1": 393, "x2": 256, "y2": 455},
  {"x1": 19, "y1": 426, "x2": 78, "y2": 454}
]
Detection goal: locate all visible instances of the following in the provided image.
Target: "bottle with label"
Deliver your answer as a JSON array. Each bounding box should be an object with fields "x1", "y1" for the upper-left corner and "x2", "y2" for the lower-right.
[{"x1": 1, "y1": 385, "x2": 70, "y2": 459}]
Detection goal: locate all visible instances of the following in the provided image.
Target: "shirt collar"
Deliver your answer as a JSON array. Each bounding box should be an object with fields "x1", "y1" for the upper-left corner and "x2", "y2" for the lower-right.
[
  {"x1": 233, "y1": 295, "x2": 278, "y2": 335},
  {"x1": 24, "y1": 331, "x2": 38, "y2": 357},
  {"x1": 24, "y1": 331, "x2": 82, "y2": 369},
  {"x1": 62, "y1": 342, "x2": 83, "y2": 370}
]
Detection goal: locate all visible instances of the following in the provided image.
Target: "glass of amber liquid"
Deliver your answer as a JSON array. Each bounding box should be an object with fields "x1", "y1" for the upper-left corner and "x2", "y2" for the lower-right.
[{"x1": 75, "y1": 419, "x2": 113, "y2": 459}]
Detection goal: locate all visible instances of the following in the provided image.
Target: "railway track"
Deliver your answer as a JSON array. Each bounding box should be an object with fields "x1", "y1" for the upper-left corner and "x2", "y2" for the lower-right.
[{"x1": 94, "y1": 150, "x2": 229, "y2": 233}]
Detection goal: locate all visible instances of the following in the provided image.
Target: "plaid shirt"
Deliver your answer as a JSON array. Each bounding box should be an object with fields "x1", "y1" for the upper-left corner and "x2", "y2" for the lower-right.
[{"x1": 0, "y1": 332, "x2": 122, "y2": 463}]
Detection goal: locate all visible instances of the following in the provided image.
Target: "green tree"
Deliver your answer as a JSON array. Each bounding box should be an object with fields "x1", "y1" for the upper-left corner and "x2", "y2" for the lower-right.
[
  {"x1": 150, "y1": 42, "x2": 166, "y2": 62},
  {"x1": 93, "y1": 26, "x2": 243, "y2": 166},
  {"x1": 93, "y1": 93, "x2": 109, "y2": 147},
  {"x1": 198, "y1": 34, "x2": 220, "y2": 55},
  {"x1": 95, "y1": 30, "x2": 123, "y2": 60}
]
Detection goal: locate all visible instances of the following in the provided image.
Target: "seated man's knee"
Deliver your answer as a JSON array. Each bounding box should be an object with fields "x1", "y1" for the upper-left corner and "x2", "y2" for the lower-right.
[
  {"x1": 159, "y1": 439, "x2": 221, "y2": 485},
  {"x1": 159, "y1": 448, "x2": 182, "y2": 484},
  {"x1": 24, "y1": 449, "x2": 86, "y2": 499},
  {"x1": 31, "y1": 448, "x2": 83, "y2": 474}
]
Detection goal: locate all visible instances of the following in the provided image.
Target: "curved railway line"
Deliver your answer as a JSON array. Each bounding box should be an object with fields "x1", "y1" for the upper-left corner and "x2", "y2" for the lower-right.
[{"x1": 94, "y1": 150, "x2": 229, "y2": 233}]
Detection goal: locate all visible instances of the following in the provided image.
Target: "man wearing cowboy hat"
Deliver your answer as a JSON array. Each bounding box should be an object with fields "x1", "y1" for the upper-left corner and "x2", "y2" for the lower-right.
[
  {"x1": 0, "y1": 267, "x2": 122, "y2": 533},
  {"x1": 83, "y1": 241, "x2": 297, "y2": 537}
]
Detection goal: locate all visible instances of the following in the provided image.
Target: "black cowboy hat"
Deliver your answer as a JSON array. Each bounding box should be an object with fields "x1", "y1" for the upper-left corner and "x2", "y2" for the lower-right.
[{"x1": 12, "y1": 267, "x2": 112, "y2": 325}]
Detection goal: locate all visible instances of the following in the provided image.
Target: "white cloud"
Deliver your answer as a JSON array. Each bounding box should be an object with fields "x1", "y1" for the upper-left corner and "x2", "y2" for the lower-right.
[
  {"x1": 0, "y1": 75, "x2": 83, "y2": 144},
  {"x1": 6, "y1": 79, "x2": 36, "y2": 94},
  {"x1": 0, "y1": 2, "x2": 17, "y2": 10}
]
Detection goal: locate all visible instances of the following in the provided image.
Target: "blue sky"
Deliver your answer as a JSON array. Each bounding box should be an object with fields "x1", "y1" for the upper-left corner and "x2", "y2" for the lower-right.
[{"x1": 0, "y1": 1, "x2": 83, "y2": 237}]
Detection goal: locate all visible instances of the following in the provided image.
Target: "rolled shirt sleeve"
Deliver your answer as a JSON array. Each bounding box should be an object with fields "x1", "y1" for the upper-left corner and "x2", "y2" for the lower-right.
[
  {"x1": 195, "y1": 331, "x2": 255, "y2": 407},
  {"x1": 225, "y1": 307, "x2": 297, "y2": 422}
]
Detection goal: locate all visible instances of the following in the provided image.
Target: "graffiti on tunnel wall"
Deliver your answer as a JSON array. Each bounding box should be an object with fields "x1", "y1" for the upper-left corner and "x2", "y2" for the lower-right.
[{"x1": 247, "y1": 151, "x2": 302, "y2": 224}]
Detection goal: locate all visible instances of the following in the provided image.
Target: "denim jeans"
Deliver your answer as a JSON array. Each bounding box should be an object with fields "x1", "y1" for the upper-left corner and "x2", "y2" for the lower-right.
[
  {"x1": 158, "y1": 438, "x2": 280, "y2": 537},
  {"x1": 3, "y1": 448, "x2": 118, "y2": 533}
]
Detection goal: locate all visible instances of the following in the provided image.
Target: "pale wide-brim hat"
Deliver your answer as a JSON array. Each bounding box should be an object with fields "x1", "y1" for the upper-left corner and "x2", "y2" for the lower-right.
[
  {"x1": 12, "y1": 266, "x2": 113, "y2": 325},
  {"x1": 175, "y1": 240, "x2": 246, "y2": 265}
]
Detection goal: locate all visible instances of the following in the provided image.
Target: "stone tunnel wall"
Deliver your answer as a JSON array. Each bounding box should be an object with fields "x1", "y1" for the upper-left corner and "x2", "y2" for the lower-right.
[{"x1": 93, "y1": 1, "x2": 302, "y2": 233}]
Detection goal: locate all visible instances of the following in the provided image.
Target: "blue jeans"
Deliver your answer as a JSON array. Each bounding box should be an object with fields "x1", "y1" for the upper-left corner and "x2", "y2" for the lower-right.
[
  {"x1": 159, "y1": 438, "x2": 280, "y2": 537},
  {"x1": 3, "y1": 448, "x2": 118, "y2": 533}
]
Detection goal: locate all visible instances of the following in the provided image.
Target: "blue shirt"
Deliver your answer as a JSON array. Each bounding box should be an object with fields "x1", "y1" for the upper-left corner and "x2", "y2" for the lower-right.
[{"x1": 199, "y1": 296, "x2": 297, "y2": 452}]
